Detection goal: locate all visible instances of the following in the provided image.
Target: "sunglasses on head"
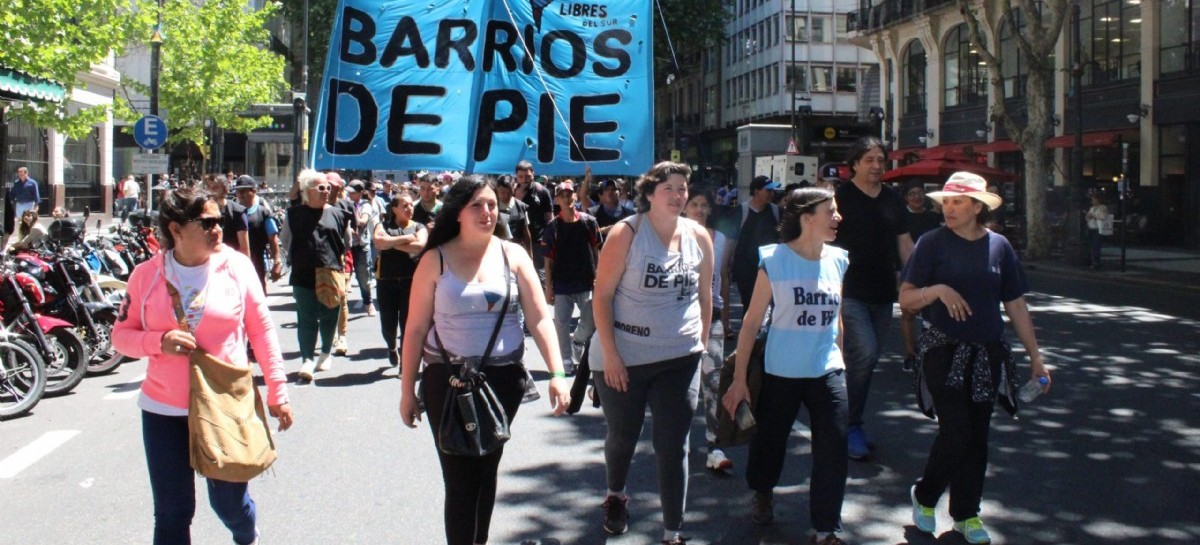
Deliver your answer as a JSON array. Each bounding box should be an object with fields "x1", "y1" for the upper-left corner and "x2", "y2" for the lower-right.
[{"x1": 188, "y1": 217, "x2": 222, "y2": 230}]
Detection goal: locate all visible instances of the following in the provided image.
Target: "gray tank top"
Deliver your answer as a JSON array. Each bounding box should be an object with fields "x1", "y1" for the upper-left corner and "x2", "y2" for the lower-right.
[
  {"x1": 590, "y1": 214, "x2": 704, "y2": 369},
  {"x1": 424, "y1": 246, "x2": 524, "y2": 363}
]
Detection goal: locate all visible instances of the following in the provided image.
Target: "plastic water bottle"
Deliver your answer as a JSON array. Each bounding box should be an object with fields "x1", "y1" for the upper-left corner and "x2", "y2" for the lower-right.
[{"x1": 1019, "y1": 376, "x2": 1049, "y2": 403}]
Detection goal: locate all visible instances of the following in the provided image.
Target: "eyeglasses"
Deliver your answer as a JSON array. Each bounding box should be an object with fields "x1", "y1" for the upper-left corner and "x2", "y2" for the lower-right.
[{"x1": 188, "y1": 217, "x2": 222, "y2": 231}]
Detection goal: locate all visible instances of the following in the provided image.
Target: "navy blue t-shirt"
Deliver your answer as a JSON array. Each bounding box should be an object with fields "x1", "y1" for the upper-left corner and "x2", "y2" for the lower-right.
[{"x1": 900, "y1": 227, "x2": 1028, "y2": 343}]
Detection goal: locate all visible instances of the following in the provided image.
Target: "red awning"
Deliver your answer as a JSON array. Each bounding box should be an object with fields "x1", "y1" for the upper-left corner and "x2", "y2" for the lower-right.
[
  {"x1": 889, "y1": 147, "x2": 923, "y2": 161},
  {"x1": 1044, "y1": 130, "x2": 1134, "y2": 149},
  {"x1": 974, "y1": 140, "x2": 1021, "y2": 153},
  {"x1": 882, "y1": 158, "x2": 1017, "y2": 183}
]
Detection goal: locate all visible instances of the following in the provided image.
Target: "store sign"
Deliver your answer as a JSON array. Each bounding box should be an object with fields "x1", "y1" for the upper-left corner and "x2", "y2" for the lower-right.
[{"x1": 312, "y1": 0, "x2": 653, "y2": 175}]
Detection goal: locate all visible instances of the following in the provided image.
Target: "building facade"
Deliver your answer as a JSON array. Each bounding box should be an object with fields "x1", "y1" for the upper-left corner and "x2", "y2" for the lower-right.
[
  {"x1": 655, "y1": 0, "x2": 880, "y2": 188},
  {"x1": 852, "y1": 0, "x2": 1200, "y2": 248},
  {"x1": 1, "y1": 58, "x2": 121, "y2": 217}
]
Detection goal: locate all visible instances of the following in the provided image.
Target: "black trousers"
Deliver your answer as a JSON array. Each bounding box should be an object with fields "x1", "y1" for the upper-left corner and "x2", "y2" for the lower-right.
[
  {"x1": 747, "y1": 370, "x2": 848, "y2": 533},
  {"x1": 421, "y1": 363, "x2": 527, "y2": 545},
  {"x1": 376, "y1": 278, "x2": 412, "y2": 352},
  {"x1": 914, "y1": 344, "x2": 1001, "y2": 521}
]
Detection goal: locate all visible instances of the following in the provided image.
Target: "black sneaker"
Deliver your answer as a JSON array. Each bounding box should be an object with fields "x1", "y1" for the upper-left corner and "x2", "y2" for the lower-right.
[
  {"x1": 751, "y1": 490, "x2": 774, "y2": 525},
  {"x1": 903, "y1": 355, "x2": 916, "y2": 373},
  {"x1": 602, "y1": 495, "x2": 629, "y2": 535},
  {"x1": 388, "y1": 349, "x2": 399, "y2": 367}
]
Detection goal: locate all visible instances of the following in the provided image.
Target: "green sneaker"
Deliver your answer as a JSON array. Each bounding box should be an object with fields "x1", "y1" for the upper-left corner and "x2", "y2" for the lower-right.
[
  {"x1": 953, "y1": 517, "x2": 992, "y2": 544},
  {"x1": 910, "y1": 485, "x2": 936, "y2": 534}
]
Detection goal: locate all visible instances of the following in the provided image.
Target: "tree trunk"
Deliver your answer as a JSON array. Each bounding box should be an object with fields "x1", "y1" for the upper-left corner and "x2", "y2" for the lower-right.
[{"x1": 1020, "y1": 68, "x2": 1054, "y2": 260}]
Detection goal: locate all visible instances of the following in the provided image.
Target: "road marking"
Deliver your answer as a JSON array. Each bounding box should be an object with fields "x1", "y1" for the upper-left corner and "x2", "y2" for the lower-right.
[
  {"x1": 103, "y1": 373, "x2": 145, "y2": 400},
  {"x1": 0, "y1": 430, "x2": 81, "y2": 479}
]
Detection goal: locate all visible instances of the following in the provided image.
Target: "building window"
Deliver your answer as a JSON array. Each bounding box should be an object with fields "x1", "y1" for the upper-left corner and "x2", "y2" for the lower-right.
[
  {"x1": 1077, "y1": 0, "x2": 1142, "y2": 86},
  {"x1": 943, "y1": 24, "x2": 989, "y2": 108},
  {"x1": 811, "y1": 16, "x2": 829, "y2": 43},
  {"x1": 999, "y1": 9, "x2": 1028, "y2": 99},
  {"x1": 836, "y1": 67, "x2": 858, "y2": 92},
  {"x1": 1160, "y1": 0, "x2": 1200, "y2": 73},
  {"x1": 904, "y1": 39, "x2": 927, "y2": 115},
  {"x1": 788, "y1": 15, "x2": 809, "y2": 42},
  {"x1": 836, "y1": 14, "x2": 849, "y2": 41},
  {"x1": 4, "y1": 117, "x2": 50, "y2": 212},
  {"x1": 786, "y1": 63, "x2": 808, "y2": 92},
  {"x1": 811, "y1": 65, "x2": 833, "y2": 92},
  {"x1": 63, "y1": 128, "x2": 102, "y2": 213}
]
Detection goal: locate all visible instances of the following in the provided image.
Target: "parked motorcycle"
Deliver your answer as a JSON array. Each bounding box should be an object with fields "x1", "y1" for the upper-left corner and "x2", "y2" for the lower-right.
[
  {"x1": 0, "y1": 335, "x2": 46, "y2": 420},
  {"x1": 0, "y1": 268, "x2": 88, "y2": 396}
]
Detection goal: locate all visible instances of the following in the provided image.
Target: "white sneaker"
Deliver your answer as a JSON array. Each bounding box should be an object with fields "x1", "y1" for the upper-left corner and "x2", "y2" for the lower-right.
[
  {"x1": 333, "y1": 336, "x2": 348, "y2": 356},
  {"x1": 316, "y1": 352, "x2": 332, "y2": 372},
  {"x1": 707, "y1": 449, "x2": 734, "y2": 471},
  {"x1": 298, "y1": 358, "x2": 315, "y2": 381}
]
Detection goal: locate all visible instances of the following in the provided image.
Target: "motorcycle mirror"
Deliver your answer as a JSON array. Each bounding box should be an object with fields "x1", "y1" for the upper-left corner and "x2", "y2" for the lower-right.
[{"x1": 83, "y1": 206, "x2": 91, "y2": 219}]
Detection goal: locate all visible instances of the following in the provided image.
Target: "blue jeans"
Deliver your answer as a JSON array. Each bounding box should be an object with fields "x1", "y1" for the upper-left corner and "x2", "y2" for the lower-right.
[
  {"x1": 552, "y1": 291, "x2": 595, "y2": 367},
  {"x1": 747, "y1": 370, "x2": 848, "y2": 534},
  {"x1": 142, "y1": 411, "x2": 257, "y2": 545},
  {"x1": 841, "y1": 298, "x2": 894, "y2": 428}
]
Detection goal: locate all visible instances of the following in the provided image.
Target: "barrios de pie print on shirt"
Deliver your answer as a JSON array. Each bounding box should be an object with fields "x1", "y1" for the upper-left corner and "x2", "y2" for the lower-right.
[
  {"x1": 786, "y1": 282, "x2": 842, "y2": 328},
  {"x1": 641, "y1": 254, "x2": 699, "y2": 301}
]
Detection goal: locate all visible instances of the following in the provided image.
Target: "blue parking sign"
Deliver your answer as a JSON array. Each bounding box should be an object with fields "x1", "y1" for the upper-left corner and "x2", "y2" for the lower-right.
[{"x1": 134, "y1": 115, "x2": 167, "y2": 150}]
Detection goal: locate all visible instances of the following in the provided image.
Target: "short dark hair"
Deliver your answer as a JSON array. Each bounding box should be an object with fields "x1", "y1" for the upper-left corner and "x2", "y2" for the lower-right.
[
  {"x1": 779, "y1": 187, "x2": 835, "y2": 242},
  {"x1": 158, "y1": 186, "x2": 213, "y2": 250},
  {"x1": 845, "y1": 136, "x2": 887, "y2": 178},
  {"x1": 634, "y1": 161, "x2": 692, "y2": 213},
  {"x1": 515, "y1": 160, "x2": 534, "y2": 172},
  {"x1": 494, "y1": 174, "x2": 515, "y2": 189}
]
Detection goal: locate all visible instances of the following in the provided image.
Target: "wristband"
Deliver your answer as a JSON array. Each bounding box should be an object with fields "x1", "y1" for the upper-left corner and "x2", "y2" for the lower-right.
[{"x1": 551, "y1": 371, "x2": 567, "y2": 378}]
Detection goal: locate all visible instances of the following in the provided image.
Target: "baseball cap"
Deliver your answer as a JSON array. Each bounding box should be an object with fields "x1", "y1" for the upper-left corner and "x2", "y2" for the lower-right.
[
  {"x1": 598, "y1": 178, "x2": 623, "y2": 190},
  {"x1": 554, "y1": 181, "x2": 576, "y2": 195},
  {"x1": 819, "y1": 163, "x2": 845, "y2": 181},
  {"x1": 750, "y1": 176, "x2": 782, "y2": 192},
  {"x1": 347, "y1": 180, "x2": 366, "y2": 193},
  {"x1": 234, "y1": 175, "x2": 257, "y2": 190}
]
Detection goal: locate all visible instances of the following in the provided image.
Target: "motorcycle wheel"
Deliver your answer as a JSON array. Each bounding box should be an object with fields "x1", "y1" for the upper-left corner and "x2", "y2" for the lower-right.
[
  {"x1": 0, "y1": 339, "x2": 47, "y2": 420},
  {"x1": 86, "y1": 310, "x2": 122, "y2": 376},
  {"x1": 43, "y1": 328, "x2": 88, "y2": 396}
]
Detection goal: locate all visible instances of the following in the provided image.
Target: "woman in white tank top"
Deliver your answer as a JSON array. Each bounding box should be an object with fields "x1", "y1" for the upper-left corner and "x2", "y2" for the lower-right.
[
  {"x1": 591, "y1": 161, "x2": 714, "y2": 544},
  {"x1": 398, "y1": 176, "x2": 570, "y2": 545}
]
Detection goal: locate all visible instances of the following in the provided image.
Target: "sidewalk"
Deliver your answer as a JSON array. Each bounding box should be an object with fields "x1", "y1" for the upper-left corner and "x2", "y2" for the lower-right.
[{"x1": 1026, "y1": 245, "x2": 1200, "y2": 293}]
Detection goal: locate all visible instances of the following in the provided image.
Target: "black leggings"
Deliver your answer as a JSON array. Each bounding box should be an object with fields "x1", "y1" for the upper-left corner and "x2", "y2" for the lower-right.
[
  {"x1": 421, "y1": 363, "x2": 528, "y2": 545},
  {"x1": 376, "y1": 278, "x2": 412, "y2": 351}
]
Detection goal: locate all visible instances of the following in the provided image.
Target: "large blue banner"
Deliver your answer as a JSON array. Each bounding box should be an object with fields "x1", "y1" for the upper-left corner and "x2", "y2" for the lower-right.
[{"x1": 312, "y1": 0, "x2": 654, "y2": 175}]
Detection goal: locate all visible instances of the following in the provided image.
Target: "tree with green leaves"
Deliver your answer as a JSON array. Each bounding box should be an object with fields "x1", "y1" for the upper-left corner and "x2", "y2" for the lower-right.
[
  {"x1": 118, "y1": 0, "x2": 288, "y2": 172},
  {"x1": 0, "y1": 0, "x2": 151, "y2": 139},
  {"x1": 957, "y1": 0, "x2": 1071, "y2": 260}
]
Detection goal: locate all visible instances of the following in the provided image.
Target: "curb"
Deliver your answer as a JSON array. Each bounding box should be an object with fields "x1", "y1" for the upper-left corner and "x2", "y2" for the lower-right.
[{"x1": 1024, "y1": 261, "x2": 1200, "y2": 294}]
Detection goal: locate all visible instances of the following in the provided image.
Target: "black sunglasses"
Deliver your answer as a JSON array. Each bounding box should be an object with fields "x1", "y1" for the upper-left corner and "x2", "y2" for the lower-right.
[{"x1": 188, "y1": 217, "x2": 222, "y2": 230}]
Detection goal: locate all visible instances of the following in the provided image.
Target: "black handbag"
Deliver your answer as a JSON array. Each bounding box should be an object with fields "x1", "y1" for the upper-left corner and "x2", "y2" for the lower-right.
[
  {"x1": 715, "y1": 330, "x2": 766, "y2": 447},
  {"x1": 434, "y1": 248, "x2": 513, "y2": 457}
]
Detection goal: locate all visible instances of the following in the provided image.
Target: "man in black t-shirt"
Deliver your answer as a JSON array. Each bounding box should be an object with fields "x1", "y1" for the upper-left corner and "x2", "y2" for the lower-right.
[
  {"x1": 831, "y1": 137, "x2": 915, "y2": 461},
  {"x1": 234, "y1": 175, "x2": 281, "y2": 291},
  {"x1": 541, "y1": 181, "x2": 600, "y2": 374},
  {"x1": 412, "y1": 172, "x2": 442, "y2": 228},
  {"x1": 900, "y1": 181, "x2": 943, "y2": 371},
  {"x1": 495, "y1": 175, "x2": 533, "y2": 255},
  {"x1": 514, "y1": 160, "x2": 553, "y2": 271},
  {"x1": 205, "y1": 174, "x2": 249, "y2": 257},
  {"x1": 583, "y1": 176, "x2": 635, "y2": 243},
  {"x1": 731, "y1": 175, "x2": 781, "y2": 320}
]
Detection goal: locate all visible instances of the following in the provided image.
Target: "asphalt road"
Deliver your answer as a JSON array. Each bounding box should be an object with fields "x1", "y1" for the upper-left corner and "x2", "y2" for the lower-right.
[{"x1": 2, "y1": 269, "x2": 1198, "y2": 545}]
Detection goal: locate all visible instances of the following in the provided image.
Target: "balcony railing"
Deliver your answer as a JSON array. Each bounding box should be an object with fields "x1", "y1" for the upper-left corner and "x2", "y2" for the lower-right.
[{"x1": 849, "y1": 0, "x2": 954, "y2": 34}]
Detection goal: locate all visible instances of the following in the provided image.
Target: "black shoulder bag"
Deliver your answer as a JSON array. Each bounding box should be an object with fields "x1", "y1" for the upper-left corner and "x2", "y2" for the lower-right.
[{"x1": 433, "y1": 248, "x2": 513, "y2": 457}]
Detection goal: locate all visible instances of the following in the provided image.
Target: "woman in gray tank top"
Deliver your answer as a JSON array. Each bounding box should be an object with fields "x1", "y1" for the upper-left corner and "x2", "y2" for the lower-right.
[
  {"x1": 590, "y1": 161, "x2": 714, "y2": 544},
  {"x1": 399, "y1": 176, "x2": 570, "y2": 545}
]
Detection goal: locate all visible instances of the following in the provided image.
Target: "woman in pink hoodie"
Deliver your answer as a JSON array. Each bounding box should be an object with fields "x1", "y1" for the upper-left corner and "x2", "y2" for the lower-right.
[{"x1": 113, "y1": 186, "x2": 293, "y2": 545}]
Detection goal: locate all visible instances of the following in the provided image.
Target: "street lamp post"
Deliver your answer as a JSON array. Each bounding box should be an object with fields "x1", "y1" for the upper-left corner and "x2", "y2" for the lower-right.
[
  {"x1": 790, "y1": 0, "x2": 797, "y2": 149},
  {"x1": 292, "y1": 0, "x2": 309, "y2": 185},
  {"x1": 148, "y1": 20, "x2": 163, "y2": 217}
]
